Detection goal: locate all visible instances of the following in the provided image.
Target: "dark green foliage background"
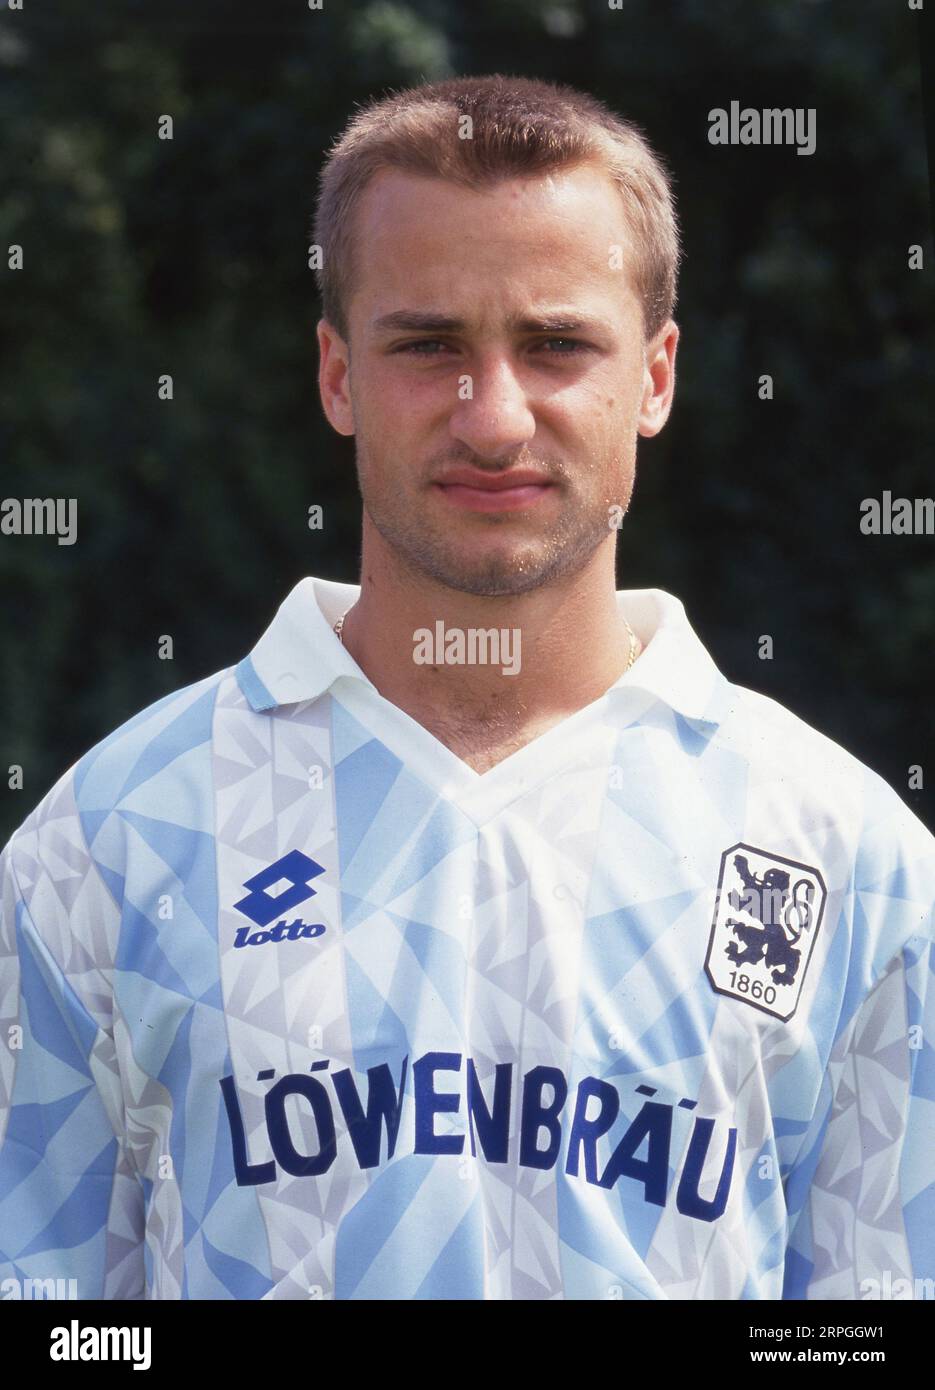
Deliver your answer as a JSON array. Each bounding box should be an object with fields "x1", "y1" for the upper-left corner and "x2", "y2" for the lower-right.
[{"x1": 2, "y1": 0, "x2": 933, "y2": 841}]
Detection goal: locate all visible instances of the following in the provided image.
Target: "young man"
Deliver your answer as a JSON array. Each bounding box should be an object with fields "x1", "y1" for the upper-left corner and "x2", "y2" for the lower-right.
[{"x1": 1, "y1": 75, "x2": 932, "y2": 1301}]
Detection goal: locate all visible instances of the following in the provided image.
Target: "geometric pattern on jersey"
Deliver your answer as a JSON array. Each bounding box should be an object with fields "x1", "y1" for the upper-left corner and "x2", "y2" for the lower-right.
[{"x1": 1, "y1": 575, "x2": 932, "y2": 1299}]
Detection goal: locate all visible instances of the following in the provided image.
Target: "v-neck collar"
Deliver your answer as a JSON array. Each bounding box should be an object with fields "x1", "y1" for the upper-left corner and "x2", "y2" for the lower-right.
[{"x1": 235, "y1": 575, "x2": 730, "y2": 824}]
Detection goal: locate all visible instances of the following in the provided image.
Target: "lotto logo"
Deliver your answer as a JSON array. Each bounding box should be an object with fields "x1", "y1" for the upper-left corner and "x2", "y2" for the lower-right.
[{"x1": 234, "y1": 849, "x2": 326, "y2": 926}]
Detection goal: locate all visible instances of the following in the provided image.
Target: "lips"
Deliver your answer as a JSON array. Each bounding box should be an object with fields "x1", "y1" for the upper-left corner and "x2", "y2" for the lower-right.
[
  {"x1": 433, "y1": 468, "x2": 555, "y2": 492},
  {"x1": 432, "y1": 470, "x2": 557, "y2": 513}
]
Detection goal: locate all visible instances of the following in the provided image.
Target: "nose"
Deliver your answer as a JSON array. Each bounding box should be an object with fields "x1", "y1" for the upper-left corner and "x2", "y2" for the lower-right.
[{"x1": 448, "y1": 354, "x2": 537, "y2": 461}]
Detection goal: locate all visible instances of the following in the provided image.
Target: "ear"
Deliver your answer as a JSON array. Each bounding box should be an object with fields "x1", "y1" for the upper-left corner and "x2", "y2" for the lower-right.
[
  {"x1": 637, "y1": 318, "x2": 679, "y2": 438},
  {"x1": 317, "y1": 318, "x2": 356, "y2": 436}
]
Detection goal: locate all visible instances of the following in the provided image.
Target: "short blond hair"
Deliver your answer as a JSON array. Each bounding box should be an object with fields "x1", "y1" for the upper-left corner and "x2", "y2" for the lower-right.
[{"x1": 313, "y1": 73, "x2": 681, "y2": 343}]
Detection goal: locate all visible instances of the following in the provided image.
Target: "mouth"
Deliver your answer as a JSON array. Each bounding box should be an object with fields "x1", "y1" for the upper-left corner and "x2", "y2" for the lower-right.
[{"x1": 432, "y1": 470, "x2": 557, "y2": 513}]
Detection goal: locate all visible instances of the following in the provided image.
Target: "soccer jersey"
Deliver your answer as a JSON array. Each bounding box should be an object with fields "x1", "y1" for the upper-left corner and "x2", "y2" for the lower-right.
[{"x1": 1, "y1": 575, "x2": 932, "y2": 1300}]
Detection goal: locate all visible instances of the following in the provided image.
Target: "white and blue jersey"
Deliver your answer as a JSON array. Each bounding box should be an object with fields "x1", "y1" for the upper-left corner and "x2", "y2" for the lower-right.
[{"x1": 1, "y1": 575, "x2": 932, "y2": 1299}]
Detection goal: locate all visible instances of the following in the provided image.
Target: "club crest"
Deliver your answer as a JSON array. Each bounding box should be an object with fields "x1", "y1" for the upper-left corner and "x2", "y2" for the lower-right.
[{"x1": 705, "y1": 843, "x2": 827, "y2": 1021}]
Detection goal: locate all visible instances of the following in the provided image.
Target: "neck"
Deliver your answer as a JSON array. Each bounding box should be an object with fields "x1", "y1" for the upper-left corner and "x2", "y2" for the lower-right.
[{"x1": 338, "y1": 530, "x2": 637, "y2": 736}]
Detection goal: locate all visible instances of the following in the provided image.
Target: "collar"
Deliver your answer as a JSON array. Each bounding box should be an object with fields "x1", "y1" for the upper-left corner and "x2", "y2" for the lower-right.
[{"x1": 235, "y1": 574, "x2": 728, "y2": 729}]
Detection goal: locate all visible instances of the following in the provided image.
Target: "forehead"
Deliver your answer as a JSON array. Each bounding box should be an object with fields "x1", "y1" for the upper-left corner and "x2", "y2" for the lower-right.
[{"x1": 349, "y1": 164, "x2": 638, "y2": 319}]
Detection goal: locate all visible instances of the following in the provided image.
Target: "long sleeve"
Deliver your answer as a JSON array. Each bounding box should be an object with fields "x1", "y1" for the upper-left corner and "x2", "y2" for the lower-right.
[
  {"x1": 0, "y1": 811, "x2": 146, "y2": 1300},
  {"x1": 782, "y1": 790, "x2": 935, "y2": 1300}
]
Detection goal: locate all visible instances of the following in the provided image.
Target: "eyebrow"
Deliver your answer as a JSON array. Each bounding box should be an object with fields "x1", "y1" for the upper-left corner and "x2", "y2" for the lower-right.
[{"x1": 371, "y1": 309, "x2": 614, "y2": 337}]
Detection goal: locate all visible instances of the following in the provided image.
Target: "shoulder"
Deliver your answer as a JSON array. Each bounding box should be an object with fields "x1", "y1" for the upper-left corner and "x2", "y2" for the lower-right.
[
  {"x1": 721, "y1": 679, "x2": 905, "y2": 793},
  {"x1": 3, "y1": 666, "x2": 235, "y2": 892},
  {"x1": 721, "y1": 680, "x2": 873, "y2": 781},
  {"x1": 721, "y1": 679, "x2": 934, "y2": 921},
  {"x1": 71, "y1": 667, "x2": 232, "y2": 815}
]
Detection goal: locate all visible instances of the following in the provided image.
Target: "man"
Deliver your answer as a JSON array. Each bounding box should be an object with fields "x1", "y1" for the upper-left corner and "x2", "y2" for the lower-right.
[{"x1": 1, "y1": 74, "x2": 932, "y2": 1301}]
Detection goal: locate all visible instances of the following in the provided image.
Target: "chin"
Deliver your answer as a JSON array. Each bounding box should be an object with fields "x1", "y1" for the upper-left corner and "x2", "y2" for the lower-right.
[{"x1": 421, "y1": 550, "x2": 566, "y2": 599}]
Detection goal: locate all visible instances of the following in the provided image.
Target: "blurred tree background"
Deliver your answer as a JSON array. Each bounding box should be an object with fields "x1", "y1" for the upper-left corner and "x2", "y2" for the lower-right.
[{"x1": 1, "y1": 0, "x2": 933, "y2": 841}]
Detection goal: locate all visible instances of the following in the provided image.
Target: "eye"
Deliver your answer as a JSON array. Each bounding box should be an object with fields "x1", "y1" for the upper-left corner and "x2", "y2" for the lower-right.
[
  {"x1": 394, "y1": 339, "x2": 452, "y2": 355},
  {"x1": 536, "y1": 338, "x2": 589, "y2": 355},
  {"x1": 392, "y1": 337, "x2": 591, "y2": 357}
]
